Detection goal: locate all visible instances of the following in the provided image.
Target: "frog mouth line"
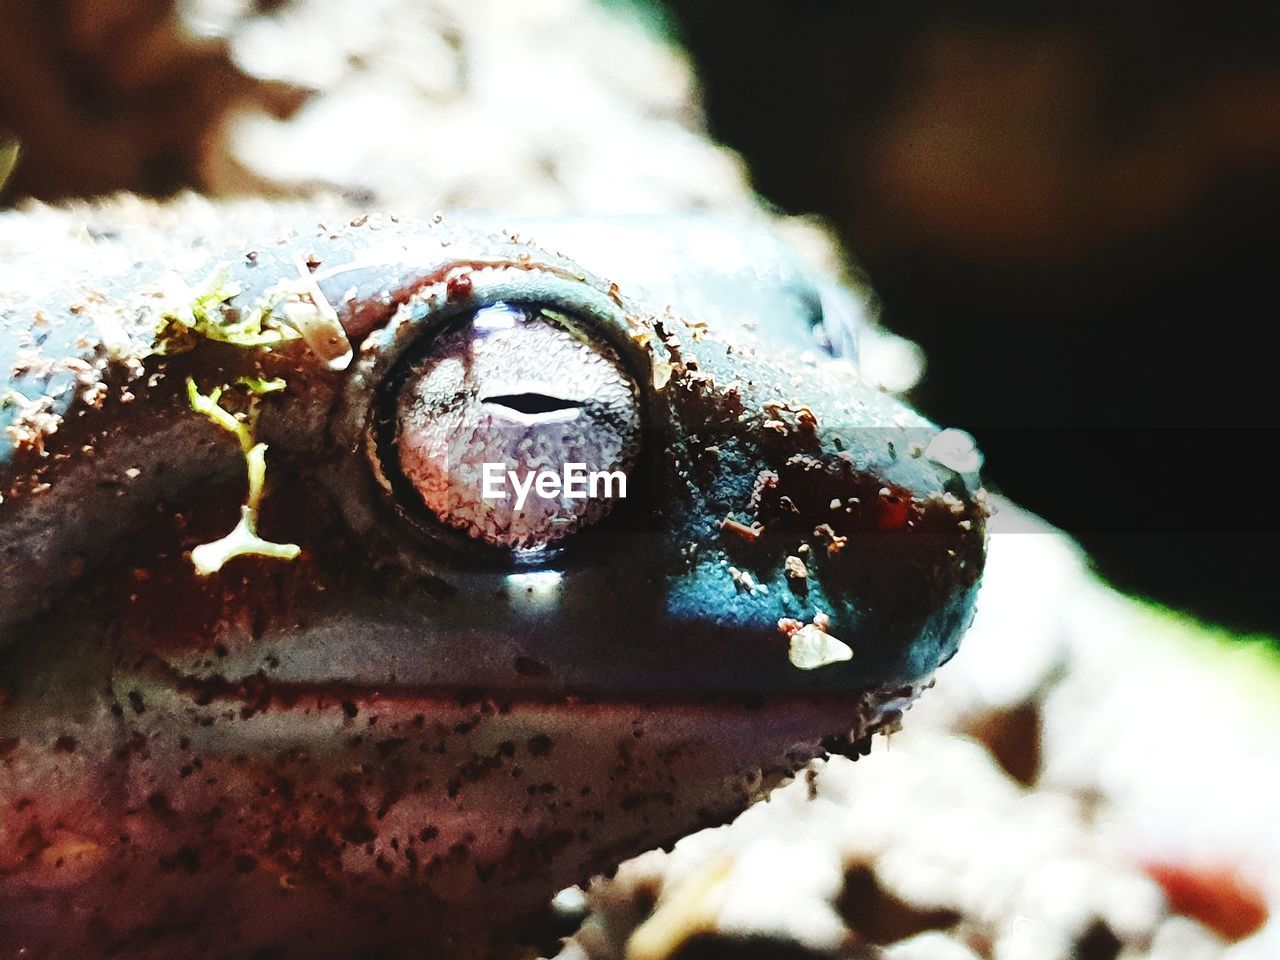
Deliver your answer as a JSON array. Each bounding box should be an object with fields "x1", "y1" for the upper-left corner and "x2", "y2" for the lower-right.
[{"x1": 120, "y1": 654, "x2": 921, "y2": 730}]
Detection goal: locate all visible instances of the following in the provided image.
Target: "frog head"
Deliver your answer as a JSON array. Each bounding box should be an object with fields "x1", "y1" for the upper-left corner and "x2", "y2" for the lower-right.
[{"x1": 0, "y1": 209, "x2": 984, "y2": 958}]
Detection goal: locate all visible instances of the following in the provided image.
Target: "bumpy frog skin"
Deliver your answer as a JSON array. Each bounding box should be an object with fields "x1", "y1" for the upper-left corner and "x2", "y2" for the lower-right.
[{"x1": 0, "y1": 208, "x2": 985, "y2": 959}]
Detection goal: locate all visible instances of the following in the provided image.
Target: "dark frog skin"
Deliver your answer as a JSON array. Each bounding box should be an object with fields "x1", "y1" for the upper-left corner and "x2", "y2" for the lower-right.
[{"x1": 0, "y1": 204, "x2": 985, "y2": 959}]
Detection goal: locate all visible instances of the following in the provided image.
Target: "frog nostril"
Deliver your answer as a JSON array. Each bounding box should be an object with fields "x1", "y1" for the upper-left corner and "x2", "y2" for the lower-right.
[{"x1": 481, "y1": 393, "x2": 584, "y2": 417}]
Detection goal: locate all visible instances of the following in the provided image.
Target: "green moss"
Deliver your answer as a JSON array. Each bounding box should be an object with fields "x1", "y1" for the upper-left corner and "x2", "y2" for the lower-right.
[
  {"x1": 186, "y1": 378, "x2": 300, "y2": 575},
  {"x1": 187, "y1": 380, "x2": 251, "y2": 451},
  {"x1": 238, "y1": 376, "x2": 287, "y2": 395},
  {"x1": 155, "y1": 269, "x2": 301, "y2": 355}
]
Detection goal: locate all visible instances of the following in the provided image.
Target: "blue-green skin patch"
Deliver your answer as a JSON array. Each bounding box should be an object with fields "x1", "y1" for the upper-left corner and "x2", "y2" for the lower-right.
[{"x1": 0, "y1": 211, "x2": 985, "y2": 959}]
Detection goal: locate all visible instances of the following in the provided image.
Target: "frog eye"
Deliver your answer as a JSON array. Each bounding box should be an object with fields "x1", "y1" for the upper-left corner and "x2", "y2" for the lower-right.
[{"x1": 383, "y1": 303, "x2": 642, "y2": 555}]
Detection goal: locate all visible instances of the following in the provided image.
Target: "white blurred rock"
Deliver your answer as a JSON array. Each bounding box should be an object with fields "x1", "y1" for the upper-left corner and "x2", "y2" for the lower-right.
[
  {"x1": 1147, "y1": 916, "x2": 1224, "y2": 960},
  {"x1": 882, "y1": 932, "x2": 982, "y2": 960}
]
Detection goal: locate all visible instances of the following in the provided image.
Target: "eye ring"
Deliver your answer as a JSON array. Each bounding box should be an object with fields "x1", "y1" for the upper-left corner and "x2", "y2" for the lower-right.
[{"x1": 328, "y1": 260, "x2": 661, "y2": 571}]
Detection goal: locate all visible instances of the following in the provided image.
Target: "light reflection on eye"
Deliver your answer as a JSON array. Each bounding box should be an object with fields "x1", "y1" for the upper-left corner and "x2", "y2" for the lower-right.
[
  {"x1": 506, "y1": 570, "x2": 563, "y2": 606},
  {"x1": 472, "y1": 304, "x2": 518, "y2": 332},
  {"x1": 392, "y1": 303, "x2": 641, "y2": 553}
]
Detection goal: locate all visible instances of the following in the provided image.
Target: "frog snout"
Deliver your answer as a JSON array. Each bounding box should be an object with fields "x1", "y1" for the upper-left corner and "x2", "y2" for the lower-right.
[
  {"x1": 758, "y1": 433, "x2": 984, "y2": 679},
  {"x1": 657, "y1": 341, "x2": 987, "y2": 695}
]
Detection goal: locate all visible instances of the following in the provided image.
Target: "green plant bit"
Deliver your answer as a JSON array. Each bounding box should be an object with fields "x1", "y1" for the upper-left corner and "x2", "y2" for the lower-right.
[
  {"x1": 238, "y1": 376, "x2": 287, "y2": 394},
  {"x1": 186, "y1": 378, "x2": 300, "y2": 575},
  {"x1": 154, "y1": 270, "x2": 302, "y2": 355},
  {"x1": 154, "y1": 260, "x2": 352, "y2": 369}
]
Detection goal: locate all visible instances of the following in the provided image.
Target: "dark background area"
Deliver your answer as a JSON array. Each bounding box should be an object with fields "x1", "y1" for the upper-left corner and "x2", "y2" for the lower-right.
[{"x1": 663, "y1": 2, "x2": 1280, "y2": 636}]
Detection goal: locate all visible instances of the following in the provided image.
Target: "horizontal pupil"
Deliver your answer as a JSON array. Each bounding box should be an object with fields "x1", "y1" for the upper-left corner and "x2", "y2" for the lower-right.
[{"x1": 481, "y1": 393, "x2": 584, "y2": 415}]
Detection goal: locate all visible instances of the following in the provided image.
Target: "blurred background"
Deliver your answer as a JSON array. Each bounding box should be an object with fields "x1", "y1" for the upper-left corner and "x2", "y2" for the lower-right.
[
  {"x1": 2, "y1": 3, "x2": 1278, "y2": 958},
  {"x1": 3, "y1": 0, "x2": 1275, "y2": 636}
]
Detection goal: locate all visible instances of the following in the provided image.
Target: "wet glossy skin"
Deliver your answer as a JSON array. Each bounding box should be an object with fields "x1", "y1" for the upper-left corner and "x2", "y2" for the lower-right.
[{"x1": 0, "y1": 209, "x2": 985, "y2": 959}]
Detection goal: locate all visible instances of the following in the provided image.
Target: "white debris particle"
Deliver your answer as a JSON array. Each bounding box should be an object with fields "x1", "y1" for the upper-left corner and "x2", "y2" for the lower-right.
[
  {"x1": 784, "y1": 555, "x2": 808, "y2": 580},
  {"x1": 728, "y1": 566, "x2": 757, "y2": 593},
  {"x1": 787, "y1": 624, "x2": 853, "y2": 670},
  {"x1": 925, "y1": 428, "x2": 984, "y2": 475},
  {"x1": 778, "y1": 611, "x2": 849, "y2": 670},
  {"x1": 652, "y1": 356, "x2": 674, "y2": 390},
  {"x1": 550, "y1": 885, "x2": 587, "y2": 915}
]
